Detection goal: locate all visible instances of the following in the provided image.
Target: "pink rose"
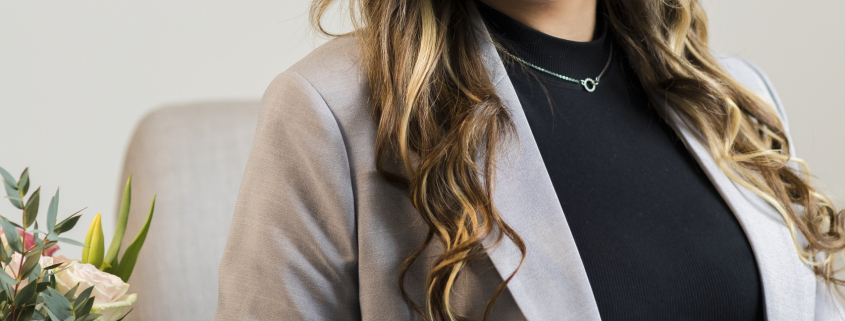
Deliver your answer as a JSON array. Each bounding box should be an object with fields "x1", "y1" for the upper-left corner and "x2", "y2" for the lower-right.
[{"x1": 0, "y1": 228, "x2": 60, "y2": 256}]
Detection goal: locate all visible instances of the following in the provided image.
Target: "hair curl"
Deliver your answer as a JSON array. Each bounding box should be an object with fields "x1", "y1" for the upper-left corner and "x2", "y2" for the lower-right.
[{"x1": 310, "y1": 0, "x2": 845, "y2": 320}]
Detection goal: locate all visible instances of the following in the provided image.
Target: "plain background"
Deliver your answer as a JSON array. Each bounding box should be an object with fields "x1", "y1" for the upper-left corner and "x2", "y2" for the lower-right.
[{"x1": 0, "y1": 0, "x2": 843, "y2": 266}]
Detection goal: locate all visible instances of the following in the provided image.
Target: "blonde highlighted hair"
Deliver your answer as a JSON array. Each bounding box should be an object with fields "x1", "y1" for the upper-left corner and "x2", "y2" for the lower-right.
[{"x1": 310, "y1": 0, "x2": 845, "y2": 320}]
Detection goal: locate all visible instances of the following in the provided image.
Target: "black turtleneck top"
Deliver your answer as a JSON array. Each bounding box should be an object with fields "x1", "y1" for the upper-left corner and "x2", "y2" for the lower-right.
[{"x1": 476, "y1": 3, "x2": 765, "y2": 320}]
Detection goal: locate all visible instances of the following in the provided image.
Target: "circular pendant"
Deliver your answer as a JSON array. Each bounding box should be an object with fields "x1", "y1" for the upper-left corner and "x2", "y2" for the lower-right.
[{"x1": 581, "y1": 78, "x2": 597, "y2": 92}]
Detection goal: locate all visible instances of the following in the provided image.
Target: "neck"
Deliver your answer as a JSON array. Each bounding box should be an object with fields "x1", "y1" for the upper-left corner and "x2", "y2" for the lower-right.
[{"x1": 478, "y1": 0, "x2": 598, "y2": 42}]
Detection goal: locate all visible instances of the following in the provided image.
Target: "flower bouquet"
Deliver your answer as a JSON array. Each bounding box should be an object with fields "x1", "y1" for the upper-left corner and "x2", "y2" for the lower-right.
[{"x1": 0, "y1": 167, "x2": 155, "y2": 321}]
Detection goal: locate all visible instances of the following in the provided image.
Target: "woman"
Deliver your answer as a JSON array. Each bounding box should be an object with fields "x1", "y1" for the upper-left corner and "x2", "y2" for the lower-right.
[{"x1": 216, "y1": 0, "x2": 845, "y2": 320}]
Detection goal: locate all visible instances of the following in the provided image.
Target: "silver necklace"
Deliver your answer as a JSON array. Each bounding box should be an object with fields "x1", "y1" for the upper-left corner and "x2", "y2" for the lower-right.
[{"x1": 504, "y1": 44, "x2": 614, "y2": 93}]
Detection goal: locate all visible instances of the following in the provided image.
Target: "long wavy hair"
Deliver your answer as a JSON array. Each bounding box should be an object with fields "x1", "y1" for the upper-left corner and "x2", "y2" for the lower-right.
[{"x1": 310, "y1": 0, "x2": 845, "y2": 320}]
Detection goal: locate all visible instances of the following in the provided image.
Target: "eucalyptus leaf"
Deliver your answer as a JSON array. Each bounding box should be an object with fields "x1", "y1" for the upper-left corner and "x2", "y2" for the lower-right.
[
  {"x1": 114, "y1": 308, "x2": 133, "y2": 321},
  {"x1": 115, "y1": 195, "x2": 155, "y2": 282},
  {"x1": 1, "y1": 216, "x2": 23, "y2": 253},
  {"x1": 29, "y1": 262, "x2": 41, "y2": 283},
  {"x1": 47, "y1": 189, "x2": 59, "y2": 234},
  {"x1": 0, "y1": 241, "x2": 9, "y2": 265},
  {"x1": 18, "y1": 168, "x2": 30, "y2": 196},
  {"x1": 57, "y1": 238, "x2": 85, "y2": 247},
  {"x1": 0, "y1": 269, "x2": 16, "y2": 293},
  {"x1": 4, "y1": 183, "x2": 22, "y2": 209},
  {"x1": 7, "y1": 220, "x2": 23, "y2": 229},
  {"x1": 43, "y1": 263, "x2": 62, "y2": 271},
  {"x1": 26, "y1": 241, "x2": 57, "y2": 257},
  {"x1": 19, "y1": 251, "x2": 42, "y2": 281},
  {"x1": 0, "y1": 166, "x2": 17, "y2": 189},
  {"x1": 62, "y1": 283, "x2": 79, "y2": 301},
  {"x1": 17, "y1": 305, "x2": 35, "y2": 321},
  {"x1": 75, "y1": 286, "x2": 94, "y2": 308},
  {"x1": 24, "y1": 187, "x2": 41, "y2": 229},
  {"x1": 42, "y1": 288, "x2": 73, "y2": 321},
  {"x1": 72, "y1": 297, "x2": 92, "y2": 317},
  {"x1": 43, "y1": 305, "x2": 62, "y2": 321},
  {"x1": 13, "y1": 277, "x2": 39, "y2": 306},
  {"x1": 37, "y1": 281, "x2": 49, "y2": 293},
  {"x1": 53, "y1": 215, "x2": 81, "y2": 235},
  {"x1": 78, "y1": 313, "x2": 100, "y2": 321}
]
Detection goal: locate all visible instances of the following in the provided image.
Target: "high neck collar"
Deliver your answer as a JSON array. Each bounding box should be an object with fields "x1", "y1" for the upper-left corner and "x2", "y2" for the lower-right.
[{"x1": 476, "y1": 1, "x2": 613, "y2": 81}]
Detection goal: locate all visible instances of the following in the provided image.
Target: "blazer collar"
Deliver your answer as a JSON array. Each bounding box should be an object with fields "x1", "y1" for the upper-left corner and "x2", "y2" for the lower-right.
[{"x1": 469, "y1": 3, "x2": 816, "y2": 320}]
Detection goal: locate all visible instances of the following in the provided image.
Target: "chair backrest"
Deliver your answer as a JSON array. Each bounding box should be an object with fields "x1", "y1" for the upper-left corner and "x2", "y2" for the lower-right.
[{"x1": 116, "y1": 101, "x2": 260, "y2": 321}]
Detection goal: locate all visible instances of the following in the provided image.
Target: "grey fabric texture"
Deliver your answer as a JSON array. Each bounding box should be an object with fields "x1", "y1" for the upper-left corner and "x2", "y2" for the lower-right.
[
  {"x1": 214, "y1": 4, "x2": 844, "y2": 321},
  {"x1": 117, "y1": 101, "x2": 260, "y2": 321}
]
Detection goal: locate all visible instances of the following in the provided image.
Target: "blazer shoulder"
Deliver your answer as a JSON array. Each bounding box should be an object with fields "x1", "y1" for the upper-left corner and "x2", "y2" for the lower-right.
[
  {"x1": 264, "y1": 35, "x2": 369, "y2": 118},
  {"x1": 715, "y1": 54, "x2": 786, "y2": 120}
]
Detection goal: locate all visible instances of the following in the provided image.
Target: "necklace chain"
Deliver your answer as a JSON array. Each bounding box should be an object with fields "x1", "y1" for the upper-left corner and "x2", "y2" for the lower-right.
[{"x1": 504, "y1": 44, "x2": 614, "y2": 93}]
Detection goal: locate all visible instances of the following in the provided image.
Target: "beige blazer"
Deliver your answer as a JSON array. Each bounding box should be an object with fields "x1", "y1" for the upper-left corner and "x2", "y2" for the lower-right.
[{"x1": 215, "y1": 5, "x2": 845, "y2": 321}]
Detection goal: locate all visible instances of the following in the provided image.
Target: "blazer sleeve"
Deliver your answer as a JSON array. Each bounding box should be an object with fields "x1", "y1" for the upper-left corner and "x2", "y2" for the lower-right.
[
  {"x1": 739, "y1": 58, "x2": 845, "y2": 321},
  {"x1": 215, "y1": 71, "x2": 360, "y2": 320}
]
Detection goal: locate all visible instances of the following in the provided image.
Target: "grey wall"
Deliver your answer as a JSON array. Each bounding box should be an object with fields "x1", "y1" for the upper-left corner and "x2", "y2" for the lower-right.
[
  {"x1": 0, "y1": 0, "x2": 842, "y2": 259},
  {"x1": 705, "y1": 0, "x2": 845, "y2": 208},
  {"x1": 0, "y1": 0, "x2": 343, "y2": 257}
]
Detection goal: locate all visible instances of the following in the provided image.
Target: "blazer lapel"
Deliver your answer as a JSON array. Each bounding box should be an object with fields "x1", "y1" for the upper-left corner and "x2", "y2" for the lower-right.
[
  {"x1": 653, "y1": 99, "x2": 817, "y2": 321},
  {"x1": 471, "y1": 3, "x2": 815, "y2": 320},
  {"x1": 470, "y1": 3, "x2": 602, "y2": 321}
]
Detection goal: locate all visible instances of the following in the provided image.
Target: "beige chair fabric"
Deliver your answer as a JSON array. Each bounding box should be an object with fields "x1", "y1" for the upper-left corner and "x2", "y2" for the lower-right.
[{"x1": 116, "y1": 101, "x2": 260, "y2": 321}]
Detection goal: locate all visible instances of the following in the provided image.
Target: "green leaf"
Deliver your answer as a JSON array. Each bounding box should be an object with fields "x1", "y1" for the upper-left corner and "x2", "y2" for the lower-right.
[
  {"x1": 13, "y1": 277, "x2": 39, "y2": 306},
  {"x1": 18, "y1": 168, "x2": 30, "y2": 196},
  {"x1": 43, "y1": 263, "x2": 62, "y2": 270},
  {"x1": 116, "y1": 195, "x2": 155, "y2": 282},
  {"x1": 57, "y1": 238, "x2": 84, "y2": 247},
  {"x1": 114, "y1": 308, "x2": 133, "y2": 321},
  {"x1": 3, "y1": 184, "x2": 22, "y2": 210},
  {"x1": 29, "y1": 262, "x2": 42, "y2": 283},
  {"x1": 53, "y1": 215, "x2": 81, "y2": 235},
  {"x1": 0, "y1": 167, "x2": 22, "y2": 209},
  {"x1": 0, "y1": 269, "x2": 16, "y2": 294},
  {"x1": 36, "y1": 281, "x2": 49, "y2": 293},
  {"x1": 78, "y1": 314, "x2": 100, "y2": 321},
  {"x1": 105, "y1": 176, "x2": 132, "y2": 271},
  {"x1": 1, "y1": 216, "x2": 23, "y2": 253},
  {"x1": 0, "y1": 167, "x2": 16, "y2": 189},
  {"x1": 32, "y1": 309, "x2": 45, "y2": 320},
  {"x1": 19, "y1": 251, "x2": 42, "y2": 281},
  {"x1": 43, "y1": 305, "x2": 62, "y2": 321},
  {"x1": 23, "y1": 187, "x2": 41, "y2": 229},
  {"x1": 0, "y1": 241, "x2": 9, "y2": 265},
  {"x1": 26, "y1": 241, "x2": 57, "y2": 257},
  {"x1": 72, "y1": 297, "x2": 93, "y2": 317},
  {"x1": 6, "y1": 220, "x2": 23, "y2": 230},
  {"x1": 17, "y1": 306, "x2": 35, "y2": 321},
  {"x1": 42, "y1": 288, "x2": 73, "y2": 321},
  {"x1": 74, "y1": 286, "x2": 94, "y2": 308},
  {"x1": 62, "y1": 283, "x2": 79, "y2": 301},
  {"x1": 47, "y1": 188, "x2": 59, "y2": 234}
]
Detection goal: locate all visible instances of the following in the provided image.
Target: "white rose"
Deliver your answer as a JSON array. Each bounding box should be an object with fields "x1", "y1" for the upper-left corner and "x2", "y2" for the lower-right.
[
  {"x1": 2, "y1": 253, "x2": 55, "y2": 289},
  {"x1": 52, "y1": 257, "x2": 136, "y2": 321}
]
